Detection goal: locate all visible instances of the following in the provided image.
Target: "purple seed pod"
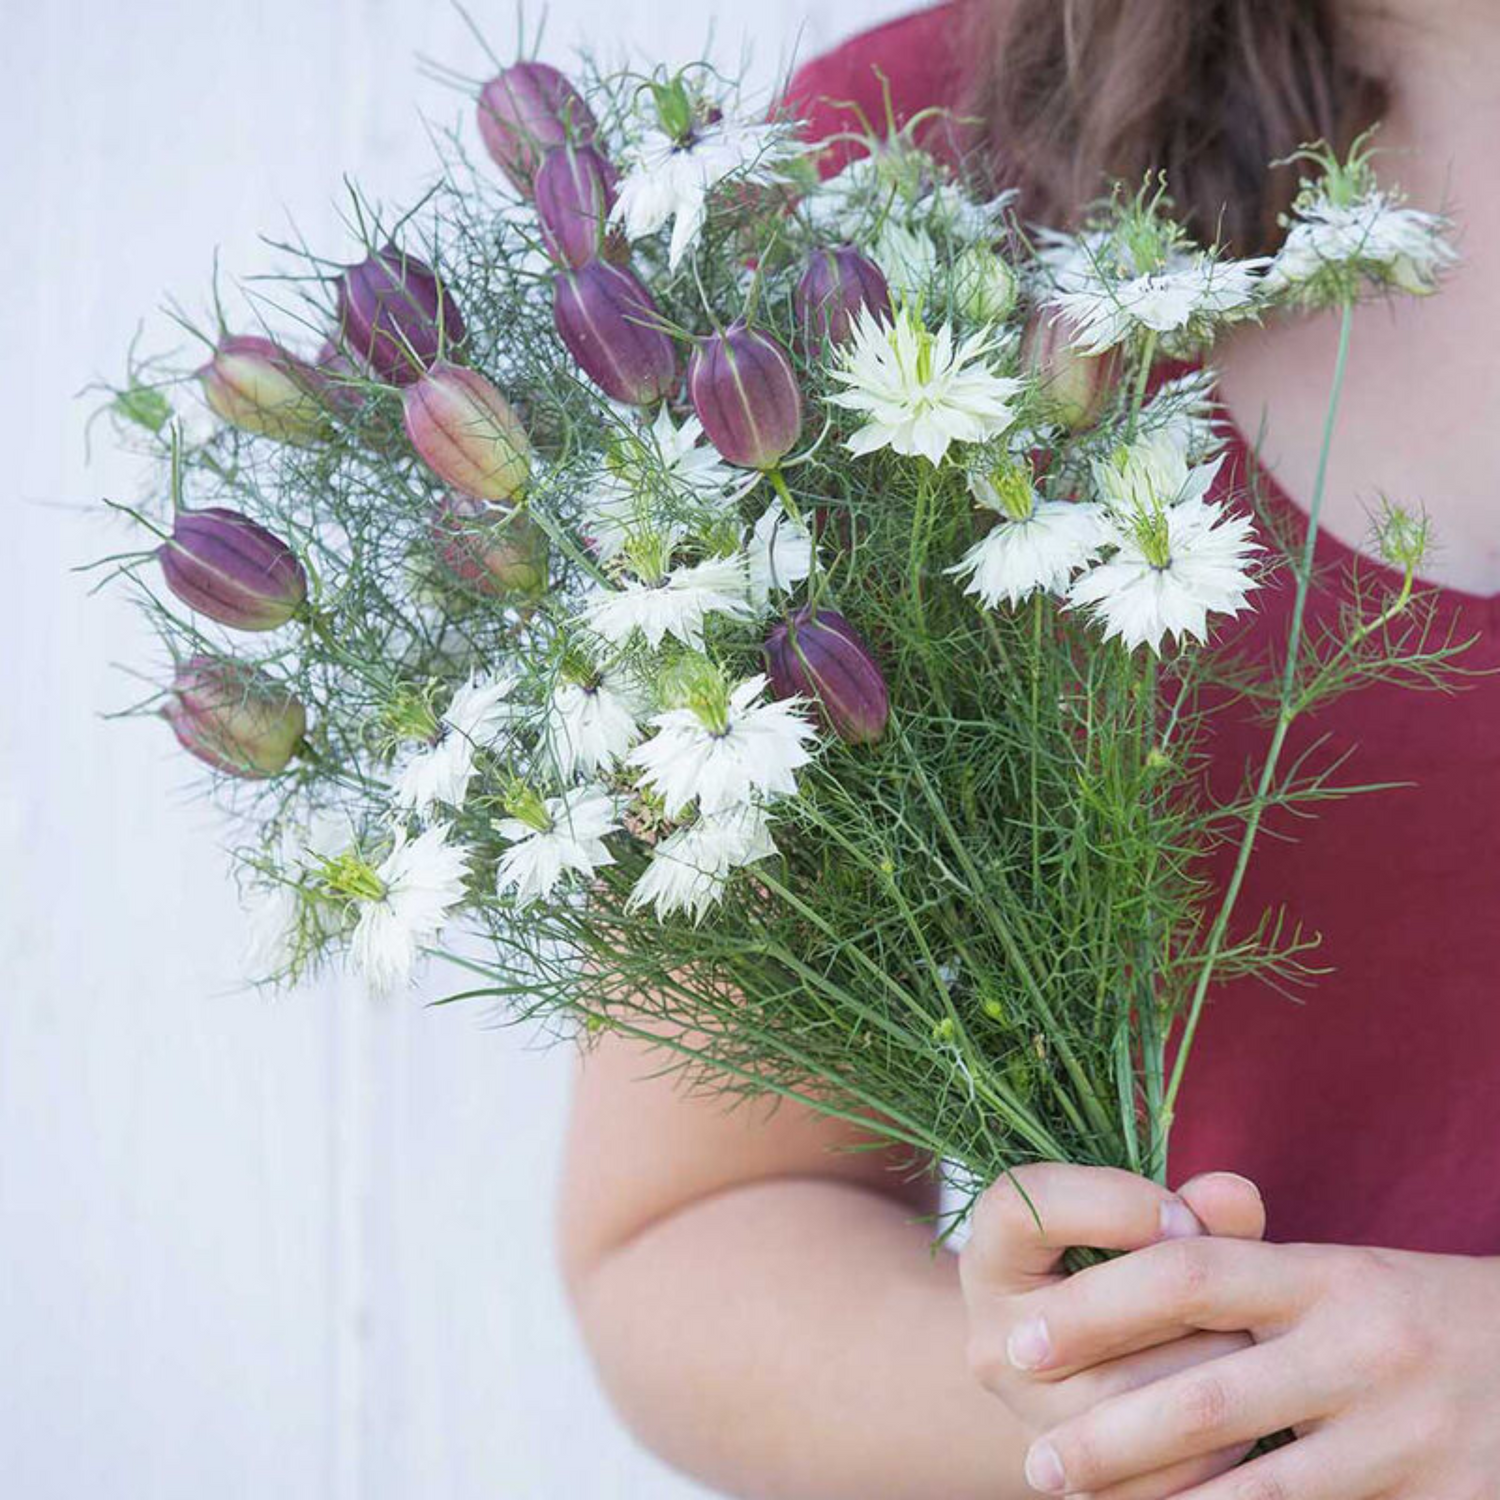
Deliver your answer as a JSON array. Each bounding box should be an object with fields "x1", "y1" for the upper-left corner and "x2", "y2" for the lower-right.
[
  {"x1": 688, "y1": 322, "x2": 803, "y2": 470},
  {"x1": 430, "y1": 492, "x2": 549, "y2": 597},
  {"x1": 477, "y1": 62, "x2": 599, "y2": 194},
  {"x1": 534, "y1": 142, "x2": 618, "y2": 268},
  {"x1": 158, "y1": 507, "x2": 308, "y2": 631},
  {"x1": 163, "y1": 656, "x2": 307, "y2": 778},
  {"x1": 337, "y1": 247, "x2": 466, "y2": 386},
  {"x1": 1019, "y1": 310, "x2": 1122, "y2": 432},
  {"x1": 402, "y1": 361, "x2": 531, "y2": 501},
  {"x1": 765, "y1": 608, "x2": 889, "y2": 745},
  {"x1": 198, "y1": 335, "x2": 328, "y2": 445},
  {"x1": 794, "y1": 245, "x2": 893, "y2": 347},
  {"x1": 552, "y1": 262, "x2": 679, "y2": 406}
]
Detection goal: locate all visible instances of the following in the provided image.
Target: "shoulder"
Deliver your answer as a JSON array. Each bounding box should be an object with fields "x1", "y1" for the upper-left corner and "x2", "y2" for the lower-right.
[{"x1": 782, "y1": 1, "x2": 984, "y2": 173}]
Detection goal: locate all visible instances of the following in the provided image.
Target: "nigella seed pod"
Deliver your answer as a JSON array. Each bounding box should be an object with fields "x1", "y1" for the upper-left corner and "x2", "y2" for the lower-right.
[
  {"x1": 764, "y1": 608, "x2": 889, "y2": 745},
  {"x1": 163, "y1": 656, "x2": 307, "y2": 778},
  {"x1": 477, "y1": 62, "x2": 599, "y2": 194},
  {"x1": 337, "y1": 247, "x2": 466, "y2": 386},
  {"x1": 534, "y1": 142, "x2": 618, "y2": 268},
  {"x1": 688, "y1": 323, "x2": 803, "y2": 470},
  {"x1": 403, "y1": 361, "x2": 531, "y2": 501},
  {"x1": 1020, "y1": 310, "x2": 1122, "y2": 431},
  {"x1": 430, "y1": 492, "x2": 549, "y2": 597},
  {"x1": 794, "y1": 245, "x2": 892, "y2": 347},
  {"x1": 552, "y1": 262, "x2": 679, "y2": 406},
  {"x1": 198, "y1": 335, "x2": 328, "y2": 445},
  {"x1": 158, "y1": 507, "x2": 308, "y2": 631}
]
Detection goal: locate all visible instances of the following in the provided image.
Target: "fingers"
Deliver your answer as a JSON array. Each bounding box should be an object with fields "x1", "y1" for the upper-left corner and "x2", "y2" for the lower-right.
[
  {"x1": 962, "y1": 1164, "x2": 1205, "y2": 1292},
  {"x1": 1024, "y1": 1334, "x2": 1351, "y2": 1495},
  {"x1": 1074, "y1": 1445, "x2": 1249, "y2": 1500},
  {"x1": 1004, "y1": 1237, "x2": 1315, "y2": 1378},
  {"x1": 1130, "y1": 1427, "x2": 1387, "y2": 1500},
  {"x1": 1175, "y1": 1172, "x2": 1265, "y2": 1242}
]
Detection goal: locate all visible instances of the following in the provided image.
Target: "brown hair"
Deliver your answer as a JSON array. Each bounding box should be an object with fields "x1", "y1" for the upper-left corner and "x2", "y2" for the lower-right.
[{"x1": 969, "y1": 0, "x2": 1387, "y2": 254}]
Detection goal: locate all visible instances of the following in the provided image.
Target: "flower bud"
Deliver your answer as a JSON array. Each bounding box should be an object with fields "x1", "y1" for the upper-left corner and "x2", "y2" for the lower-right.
[
  {"x1": 477, "y1": 62, "x2": 598, "y2": 193},
  {"x1": 337, "y1": 247, "x2": 466, "y2": 386},
  {"x1": 552, "y1": 262, "x2": 679, "y2": 406},
  {"x1": 198, "y1": 335, "x2": 328, "y2": 445},
  {"x1": 429, "y1": 492, "x2": 549, "y2": 596},
  {"x1": 402, "y1": 361, "x2": 531, "y2": 501},
  {"x1": 158, "y1": 507, "x2": 307, "y2": 631},
  {"x1": 688, "y1": 323, "x2": 803, "y2": 470},
  {"x1": 163, "y1": 656, "x2": 307, "y2": 778},
  {"x1": 1020, "y1": 310, "x2": 1121, "y2": 431},
  {"x1": 794, "y1": 245, "x2": 892, "y2": 347},
  {"x1": 535, "y1": 142, "x2": 618, "y2": 268},
  {"x1": 954, "y1": 245, "x2": 1019, "y2": 324},
  {"x1": 764, "y1": 608, "x2": 888, "y2": 745}
]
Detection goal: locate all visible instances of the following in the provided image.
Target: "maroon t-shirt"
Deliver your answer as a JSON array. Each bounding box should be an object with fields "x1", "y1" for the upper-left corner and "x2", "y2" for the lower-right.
[{"x1": 789, "y1": 3, "x2": 1500, "y2": 1255}]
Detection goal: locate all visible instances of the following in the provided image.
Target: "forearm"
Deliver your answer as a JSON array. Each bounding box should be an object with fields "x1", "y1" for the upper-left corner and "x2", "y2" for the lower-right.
[{"x1": 569, "y1": 1174, "x2": 1033, "y2": 1500}]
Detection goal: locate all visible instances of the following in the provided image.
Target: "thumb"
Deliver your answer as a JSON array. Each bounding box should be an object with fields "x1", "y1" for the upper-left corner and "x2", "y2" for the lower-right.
[{"x1": 1175, "y1": 1170, "x2": 1266, "y2": 1241}]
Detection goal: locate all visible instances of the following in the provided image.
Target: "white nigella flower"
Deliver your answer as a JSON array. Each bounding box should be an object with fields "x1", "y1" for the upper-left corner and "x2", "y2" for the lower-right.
[
  {"x1": 1137, "y1": 368, "x2": 1224, "y2": 464},
  {"x1": 800, "y1": 154, "x2": 881, "y2": 240},
  {"x1": 493, "y1": 783, "x2": 622, "y2": 906},
  {"x1": 1068, "y1": 496, "x2": 1258, "y2": 653},
  {"x1": 581, "y1": 551, "x2": 754, "y2": 650},
  {"x1": 1093, "y1": 430, "x2": 1223, "y2": 519},
  {"x1": 1051, "y1": 251, "x2": 1267, "y2": 355},
  {"x1": 587, "y1": 407, "x2": 743, "y2": 562},
  {"x1": 927, "y1": 182, "x2": 1018, "y2": 241},
  {"x1": 544, "y1": 665, "x2": 647, "y2": 779},
  {"x1": 627, "y1": 802, "x2": 778, "y2": 922},
  {"x1": 1032, "y1": 226, "x2": 1115, "y2": 295},
  {"x1": 745, "y1": 497, "x2": 814, "y2": 611},
  {"x1": 391, "y1": 672, "x2": 517, "y2": 819},
  {"x1": 947, "y1": 465, "x2": 1104, "y2": 609},
  {"x1": 613, "y1": 116, "x2": 801, "y2": 270},
  {"x1": 349, "y1": 823, "x2": 471, "y2": 992},
  {"x1": 829, "y1": 304, "x2": 1021, "y2": 467},
  {"x1": 243, "y1": 807, "x2": 359, "y2": 982},
  {"x1": 872, "y1": 218, "x2": 939, "y2": 301},
  {"x1": 628, "y1": 672, "x2": 817, "y2": 817},
  {"x1": 1266, "y1": 191, "x2": 1458, "y2": 302}
]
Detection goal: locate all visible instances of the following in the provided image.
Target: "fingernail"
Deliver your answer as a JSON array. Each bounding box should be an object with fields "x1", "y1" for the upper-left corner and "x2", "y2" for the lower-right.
[
  {"x1": 1024, "y1": 1440, "x2": 1067, "y2": 1494},
  {"x1": 1007, "y1": 1316, "x2": 1052, "y2": 1371},
  {"x1": 1158, "y1": 1198, "x2": 1204, "y2": 1240},
  {"x1": 1216, "y1": 1171, "x2": 1264, "y2": 1200}
]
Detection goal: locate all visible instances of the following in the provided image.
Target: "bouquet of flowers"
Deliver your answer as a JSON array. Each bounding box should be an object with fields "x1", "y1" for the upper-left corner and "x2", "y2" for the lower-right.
[{"x1": 96, "y1": 47, "x2": 1463, "y2": 1222}]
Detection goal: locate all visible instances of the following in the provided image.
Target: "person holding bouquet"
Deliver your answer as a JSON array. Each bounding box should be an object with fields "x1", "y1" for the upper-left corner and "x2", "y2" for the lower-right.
[{"x1": 558, "y1": 2, "x2": 1500, "y2": 1495}]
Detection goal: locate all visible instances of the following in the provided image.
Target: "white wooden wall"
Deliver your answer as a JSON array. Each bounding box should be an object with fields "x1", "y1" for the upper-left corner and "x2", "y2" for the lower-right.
[{"x1": 1, "y1": 2, "x2": 909, "y2": 1496}]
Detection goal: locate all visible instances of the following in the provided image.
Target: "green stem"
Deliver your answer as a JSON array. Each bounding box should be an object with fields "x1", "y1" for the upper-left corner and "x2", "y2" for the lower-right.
[
  {"x1": 1125, "y1": 330, "x2": 1159, "y2": 440},
  {"x1": 1029, "y1": 593, "x2": 1044, "y2": 895},
  {"x1": 1162, "y1": 301, "x2": 1355, "y2": 1125},
  {"x1": 767, "y1": 465, "x2": 808, "y2": 532}
]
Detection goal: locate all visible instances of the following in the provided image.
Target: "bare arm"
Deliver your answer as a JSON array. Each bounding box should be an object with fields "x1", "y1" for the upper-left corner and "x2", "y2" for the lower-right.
[
  {"x1": 558, "y1": 1031, "x2": 1269, "y2": 1500},
  {"x1": 557, "y1": 1030, "x2": 1034, "y2": 1500}
]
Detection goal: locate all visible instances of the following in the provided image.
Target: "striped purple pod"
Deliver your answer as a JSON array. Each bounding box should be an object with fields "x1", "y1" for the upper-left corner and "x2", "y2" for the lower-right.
[
  {"x1": 552, "y1": 261, "x2": 678, "y2": 406},
  {"x1": 764, "y1": 607, "x2": 889, "y2": 745},
  {"x1": 163, "y1": 656, "x2": 307, "y2": 779},
  {"x1": 336, "y1": 247, "x2": 466, "y2": 386},
  {"x1": 157, "y1": 507, "x2": 307, "y2": 631},
  {"x1": 688, "y1": 322, "x2": 803, "y2": 470},
  {"x1": 534, "y1": 142, "x2": 618, "y2": 268},
  {"x1": 477, "y1": 62, "x2": 598, "y2": 194}
]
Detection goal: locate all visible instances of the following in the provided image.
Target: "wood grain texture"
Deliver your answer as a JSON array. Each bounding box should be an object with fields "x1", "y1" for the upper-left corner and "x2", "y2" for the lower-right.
[{"x1": 0, "y1": 1, "x2": 912, "y2": 1495}]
